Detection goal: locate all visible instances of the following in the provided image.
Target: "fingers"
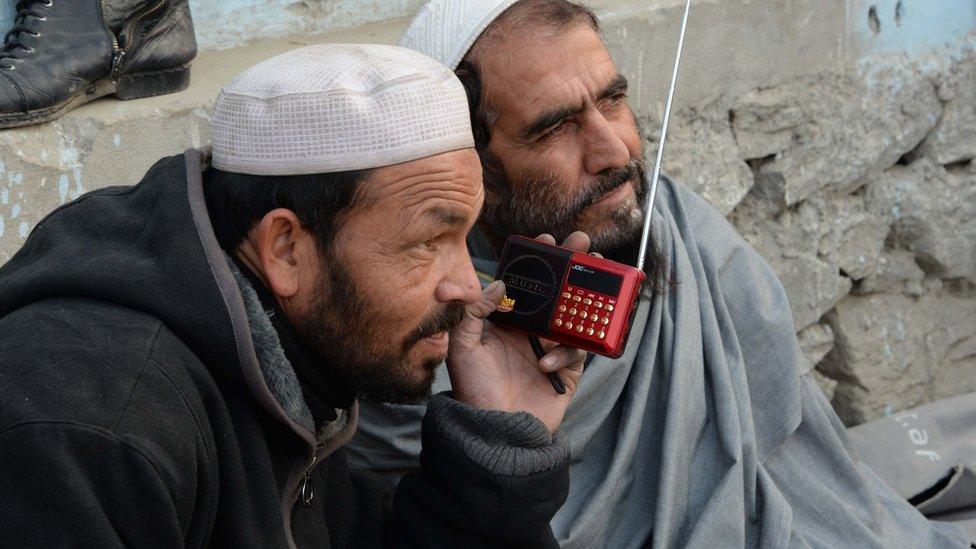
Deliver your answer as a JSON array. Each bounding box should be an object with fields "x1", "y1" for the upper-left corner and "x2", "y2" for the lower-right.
[
  {"x1": 538, "y1": 345, "x2": 585, "y2": 374},
  {"x1": 450, "y1": 280, "x2": 505, "y2": 350},
  {"x1": 560, "y1": 231, "x2": 591, "y2": 253},
  {"x1": 533, "y1": 231, "x2": 593, "y2": 254},
  {"x1": 471, "y1": 279, "x2": 506, "y2": 319},
  {"x1": 534, "y1": 233, "x2": 556, "y2": 246}
]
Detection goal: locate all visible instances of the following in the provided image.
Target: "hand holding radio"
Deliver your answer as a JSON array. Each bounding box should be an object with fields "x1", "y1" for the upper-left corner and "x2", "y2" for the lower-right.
[{"x1": 447, "y1": 234, "x2": 592, "y2": 434}]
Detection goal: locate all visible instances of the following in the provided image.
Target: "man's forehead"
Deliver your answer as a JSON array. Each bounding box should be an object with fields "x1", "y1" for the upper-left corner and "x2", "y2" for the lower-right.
[
  {"x1": 357, "y1": 150, "x2": 484, "y2": 216},
  {"x1": 480, "y1": 25, "x2": 619, "y2": 119}
]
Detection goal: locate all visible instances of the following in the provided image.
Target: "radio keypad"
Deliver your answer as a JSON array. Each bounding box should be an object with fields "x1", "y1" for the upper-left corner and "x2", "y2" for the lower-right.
[{"x1": 552, "y1": 285, "x2": 617, "y2": 340}]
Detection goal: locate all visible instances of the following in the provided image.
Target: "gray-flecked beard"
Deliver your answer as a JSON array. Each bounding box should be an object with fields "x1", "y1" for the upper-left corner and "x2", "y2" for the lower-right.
[
  {"x1": 478, "y1": 132, "x2": 670, "y2": 296},
  {"x1": 481, "y1": 155, "x2": 648, "y2": 254}
]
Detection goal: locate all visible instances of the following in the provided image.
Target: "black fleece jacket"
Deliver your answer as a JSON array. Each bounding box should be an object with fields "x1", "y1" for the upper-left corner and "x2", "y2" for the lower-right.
[{"x1": 0, "y1": 149, "x2": 569, "y2": 547}]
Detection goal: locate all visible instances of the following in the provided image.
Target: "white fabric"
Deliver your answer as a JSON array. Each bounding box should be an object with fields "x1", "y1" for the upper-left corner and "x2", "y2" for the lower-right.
[
  {"x1": 211, "y1": 44, "x2": 474, "y2": 175},
  {"x1": 398, "y1": 0, "x2": 519, "y2": 70}
]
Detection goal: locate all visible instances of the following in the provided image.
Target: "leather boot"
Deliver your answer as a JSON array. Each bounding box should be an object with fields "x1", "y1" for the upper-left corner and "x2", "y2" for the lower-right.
[{"x1": 0, "y1": 0, "x2": 197, "y2": 129}]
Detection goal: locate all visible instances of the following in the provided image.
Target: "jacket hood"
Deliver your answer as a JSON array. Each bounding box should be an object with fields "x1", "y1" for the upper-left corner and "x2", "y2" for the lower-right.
[{"x1": 0, "y1": 148, "x2": 322, "y2": 446}]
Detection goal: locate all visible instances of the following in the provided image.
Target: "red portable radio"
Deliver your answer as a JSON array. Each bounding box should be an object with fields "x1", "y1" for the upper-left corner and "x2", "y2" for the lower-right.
[
  {"x1": 488, "y1": 236, "x2": 645, "y2": 359},
  {"x1": 484, "y1": 0, "x2": 692, "y2": 392}
]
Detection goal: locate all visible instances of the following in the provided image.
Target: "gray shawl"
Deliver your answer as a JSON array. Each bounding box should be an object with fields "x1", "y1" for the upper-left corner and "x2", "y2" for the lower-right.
[{"x1": 346, "y1": 178, "x2": 970, "y2": 547}]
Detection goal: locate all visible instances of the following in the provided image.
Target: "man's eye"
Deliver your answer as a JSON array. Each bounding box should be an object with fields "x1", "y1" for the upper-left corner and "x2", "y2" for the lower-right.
[
  {"x1": 539, "y1": 121, "x2": 569, "y2": 142},
  {"x1": 419, "y1": 239, "x2": 437, "y2": 251},
  {"x1": 602, "y1": 93, "x2": 627, "y2": 109}
]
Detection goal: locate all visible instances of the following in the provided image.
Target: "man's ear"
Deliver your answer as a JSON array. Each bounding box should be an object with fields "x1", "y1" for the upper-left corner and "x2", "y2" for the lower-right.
[{"x1": 249, "y1": 208, "x2": 315, "y2": 299}]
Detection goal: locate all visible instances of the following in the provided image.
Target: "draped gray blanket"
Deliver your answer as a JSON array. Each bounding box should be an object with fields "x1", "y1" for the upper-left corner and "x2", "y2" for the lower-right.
[{"x1": 347, "y1": 178, "x2": 971, "y2": 548}]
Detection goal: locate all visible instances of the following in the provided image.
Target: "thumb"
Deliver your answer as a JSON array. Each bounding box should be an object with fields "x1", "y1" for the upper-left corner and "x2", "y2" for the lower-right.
[{"x1": 450, "y1": 280, "x2": 505, "y2": 350}]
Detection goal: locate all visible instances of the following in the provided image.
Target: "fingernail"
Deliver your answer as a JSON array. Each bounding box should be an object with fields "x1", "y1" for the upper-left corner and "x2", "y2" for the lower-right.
[{"x1": 540, "y1": 356, "x2": 556, "y2": 368}]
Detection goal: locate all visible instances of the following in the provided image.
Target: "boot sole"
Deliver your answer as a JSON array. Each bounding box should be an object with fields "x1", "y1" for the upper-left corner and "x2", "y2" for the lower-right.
[{"x1": 0, "y1": 64, "x2": 192, "y2": 130}]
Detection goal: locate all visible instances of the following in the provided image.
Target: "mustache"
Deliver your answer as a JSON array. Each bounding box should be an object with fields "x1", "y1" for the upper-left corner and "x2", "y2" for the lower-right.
[
  {"x1": 402, "y1": 301, "x2": 466, "y2": 351},
  {"x1": 575, "y1": 159, "x2": 643, "y2": 212}
]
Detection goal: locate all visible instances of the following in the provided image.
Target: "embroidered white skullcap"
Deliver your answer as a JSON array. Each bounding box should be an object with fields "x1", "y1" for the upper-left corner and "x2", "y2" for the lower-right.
[
  {"x1": 398, "y1": 0, "x2": 520, "y2": 70},
  {"x1": 211, "y1": 44, "x2": 474, "y2": 175}
]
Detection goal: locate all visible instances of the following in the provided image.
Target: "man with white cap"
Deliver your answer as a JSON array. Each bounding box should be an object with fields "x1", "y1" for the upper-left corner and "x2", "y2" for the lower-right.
[
  {"x1": 0, "y1": 43, "x2": 586, "y2": 546},
  {"x1": 348, "y1": 2, "x2": 974, "y2": 547}
]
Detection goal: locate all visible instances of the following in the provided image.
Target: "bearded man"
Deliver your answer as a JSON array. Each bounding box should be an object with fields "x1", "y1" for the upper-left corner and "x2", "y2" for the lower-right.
[
  {"x1": 346, "y1": 2, "x2": 974, "y2": 547},
  {"x1": 0, "y1": 44, "x2": 588, "y2": 547}
]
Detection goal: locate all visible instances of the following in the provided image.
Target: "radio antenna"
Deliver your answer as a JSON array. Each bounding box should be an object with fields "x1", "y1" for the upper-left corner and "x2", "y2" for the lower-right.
[{"x1": 636, "y1": 0, "x2": 693, "y2": 273}]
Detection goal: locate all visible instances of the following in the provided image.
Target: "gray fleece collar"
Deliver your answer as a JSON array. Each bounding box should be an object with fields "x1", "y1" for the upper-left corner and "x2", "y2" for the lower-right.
[
  {"x1": 227, "y1": 257, "x2": 353, "y2": 443},
  {"x1": 228, "y1": 258, "x2": 316, "y2": 432},
  {"x1": 227, "y1": 257, "x2": 358, "y2": 444}
]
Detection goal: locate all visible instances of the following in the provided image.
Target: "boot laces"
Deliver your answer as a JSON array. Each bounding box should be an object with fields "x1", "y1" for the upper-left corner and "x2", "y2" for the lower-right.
[{"x1": 2, "y1": 0, "x2": 53, "y2": 66}]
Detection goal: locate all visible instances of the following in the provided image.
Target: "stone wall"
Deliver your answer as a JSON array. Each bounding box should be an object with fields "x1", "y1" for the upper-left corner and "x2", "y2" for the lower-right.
[
  {"x1": 709, "y1": 50, "x2": 975, "y2": 425},
  {"x1": 0, "y1": 0, "x2": 973, "y2": 425}
]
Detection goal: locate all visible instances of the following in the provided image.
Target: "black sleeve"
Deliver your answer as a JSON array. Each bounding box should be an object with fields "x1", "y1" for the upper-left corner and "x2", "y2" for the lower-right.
[
  {"x1": 0, "y1": 421, "x2": 185, "y2": 547},
  {"x1": 384, "y1": 392, "x2": 570, "y2": 548}
]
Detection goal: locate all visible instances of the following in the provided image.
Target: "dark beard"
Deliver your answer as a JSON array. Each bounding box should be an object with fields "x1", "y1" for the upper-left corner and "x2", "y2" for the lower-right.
[{"x1": 294, "y1": 253, "x2": 466, "y2": 405}]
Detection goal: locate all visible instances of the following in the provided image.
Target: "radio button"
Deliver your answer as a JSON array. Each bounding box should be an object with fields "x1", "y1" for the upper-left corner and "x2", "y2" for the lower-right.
[
  {"x1": 573, "y1": 295, "x2": 582, "y2": 302},
  {"x1": 554, "y1": 318, "x2": 563, "y2": 327},
  {"x1": 558, "y1": 305, "x2": 566, "y2": 312},
  {"x1": 586, "y1": 328, "x2": 594, "y2": 336},
  {"x1": 590, "y1": 314, "x2": 598, "y2": 322},
  {"x1": 601, "y1": 317, "x2": 610, "y2": 325},
  {"x1": 597, "y1": 331, "x2": 605, "y2": 339},
  {"x1": 565, "y1": 322, "x2": 573, "y2": 330},
  {"x1": 583, "y1": 298, "x2": 592, "y2": 305},
  {"x1": 561, "y1": 292, "x2": 571, "y2": 299},
  {"x1": 605, "y1": 304, "x2": 614, "y2": 312},
  {"x1": 575, "y1": 325, "x2": 584, "y2": 333},
  {"x1": 594, "y1": 302, "x2": 603, "y2": 309},
  {"x1": 569, "y1": 308, "x2": 577, "y2": 315},
  {"x1": 579, "y1": 309, "x2": 588, "y2": 318}
]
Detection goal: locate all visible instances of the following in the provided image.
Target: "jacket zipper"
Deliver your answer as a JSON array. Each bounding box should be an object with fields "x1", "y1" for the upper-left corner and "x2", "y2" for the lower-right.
[
  {"x1": 281, "y1": 441, "x2": 326, "y2": 548},
  {"x1": 109, "y1": 0, "x2": 169, "y2": 82},
  {"x1": 100, "y1": 0, "x2": 121, "y2": 80}
]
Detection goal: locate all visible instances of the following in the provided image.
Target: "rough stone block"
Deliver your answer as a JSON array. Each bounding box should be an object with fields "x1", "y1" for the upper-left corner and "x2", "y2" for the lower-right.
[
  {"x1": 855, "y1": 249, "x2": 926, "y2": 296},
  {"x1": 914, "y1": 52, "x2": 976, "y2": 166},
  {"x1": 731, "y1": 87, "x2": 804, "y2": 159},
  {"x1": 730, "y1": 189, "x2": 887, "y2": 330},
  {"x1": 644, "y1": 104, "x2": 754, "y2": 215},
  {"x1": 865, "y1": 159, "x2": 976, "y2": 283},
  {"x1": 822, "y1": 293, "x2": 976, "y2": 425},
  {"x1": 743, "y1": 61, "x2": 942, "y2": 208},
  {"x1": 798, "y1": 322, "x2": 835, "y2": 367},
  {"x1": 811, "y1": 369, "x2": 839, "y2": 402}
]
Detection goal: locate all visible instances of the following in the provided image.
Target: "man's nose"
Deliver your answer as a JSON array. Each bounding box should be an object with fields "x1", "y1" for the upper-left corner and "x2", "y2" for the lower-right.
[
  {"x1": 434, "y1": 249, "x2": 482, "y2": 305},
  {"x1": 581, "y1": 109, "x2": 631, "y2": 175}
]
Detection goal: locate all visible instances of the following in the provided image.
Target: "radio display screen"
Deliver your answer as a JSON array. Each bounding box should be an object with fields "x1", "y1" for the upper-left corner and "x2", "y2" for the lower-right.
[{"x1": 567, "y1": 263, "x2": 623, "y2": 295}]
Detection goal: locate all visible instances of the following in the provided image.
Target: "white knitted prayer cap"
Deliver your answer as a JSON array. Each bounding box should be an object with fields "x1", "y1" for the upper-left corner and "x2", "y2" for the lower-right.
[
  {"x1": 211, "y1": 44, "x2": 474, "y2": 176},
  {"x1": 398, "y1": 0, "x2": 520, "y2": 70}
]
